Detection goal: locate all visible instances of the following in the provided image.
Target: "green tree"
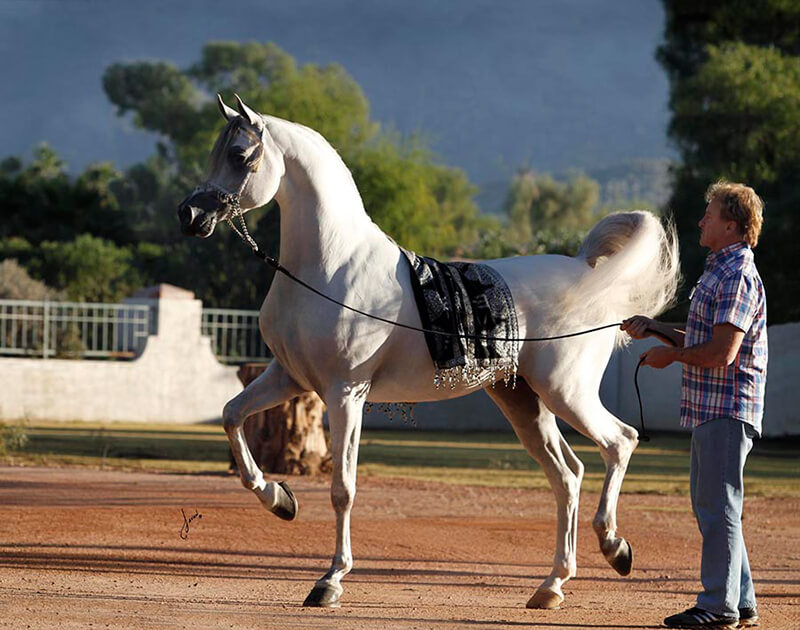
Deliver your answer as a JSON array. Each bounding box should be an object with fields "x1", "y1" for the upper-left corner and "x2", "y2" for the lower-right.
[
  {"x1": 499, "y1": 170, "x2": 601, "y2": 255},
  {"x1": 34, "y1": 234, "x2": 141, "y2": 302},
  {"x1": 0, "y1": 145, "x2": 131, "y2": 245},
  {"x1": 658, "y1": 1, "x2": 800, "y2": 322},
  {"x1": 347, "y1": 136, "x2": 494, "y2": 256},
  {"x1": 103, "y1": 42, "x2": 376, "y2": 179}
]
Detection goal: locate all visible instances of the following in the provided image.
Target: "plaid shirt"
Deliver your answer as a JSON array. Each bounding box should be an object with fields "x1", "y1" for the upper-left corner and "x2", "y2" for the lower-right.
[{"x1": 681, "y1": 241, "x2": 768, "y2": 435}]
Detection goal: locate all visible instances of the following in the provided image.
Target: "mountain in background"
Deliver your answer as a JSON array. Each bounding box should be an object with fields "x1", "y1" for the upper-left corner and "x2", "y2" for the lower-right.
[{"x1": 590, "y1": 158, "x2": 673, "y2": 209}]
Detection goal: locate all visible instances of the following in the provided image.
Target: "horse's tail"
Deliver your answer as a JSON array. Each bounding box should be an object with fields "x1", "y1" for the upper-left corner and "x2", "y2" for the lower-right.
[{"x1": 565, "y1": 210, "x2": 680, "y2": 341}]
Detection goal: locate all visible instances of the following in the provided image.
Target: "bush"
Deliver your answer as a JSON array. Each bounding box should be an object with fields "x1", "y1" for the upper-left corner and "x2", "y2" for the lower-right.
[
  {"x1": 0, "y1": 422, "x2": 28, "y2": 456},
  {"x1": 0, "y1": 258, "x2": 59, "y2": 300}
]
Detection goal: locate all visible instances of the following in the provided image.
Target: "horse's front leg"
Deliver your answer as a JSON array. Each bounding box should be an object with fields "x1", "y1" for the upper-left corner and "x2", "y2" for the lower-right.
[
  {"x1": 222, "y1": 360, "x2": 305, "y2": 518},
  {"x1": 303, "y1": 382, "x2": 367, "y2": 608}
]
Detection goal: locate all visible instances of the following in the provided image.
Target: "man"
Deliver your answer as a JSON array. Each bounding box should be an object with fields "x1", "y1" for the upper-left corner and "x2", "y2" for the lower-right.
[{"x1": 621, "y1": 181, "x2": 767, "y2": 629}]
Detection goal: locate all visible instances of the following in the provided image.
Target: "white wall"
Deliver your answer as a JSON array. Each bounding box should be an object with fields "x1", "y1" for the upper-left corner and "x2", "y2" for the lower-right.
[
  {"x1": 0, "y1": 291, "x2": 241, "y2": 424},
  {"x1": 2, "y1": 290, "x2": 797, "y2": 436}
]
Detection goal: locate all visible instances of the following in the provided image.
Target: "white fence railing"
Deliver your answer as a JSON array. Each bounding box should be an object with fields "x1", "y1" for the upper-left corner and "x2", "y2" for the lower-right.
[
  {"x1": 0, "y1": 299, "x2": 151, "y2": 359},
  {"x1": 0, "y1": 299, "x2": 270, "y2": 364},
  {"x1": 201, "y1": 307, "x2": 270, "y2": 364}
]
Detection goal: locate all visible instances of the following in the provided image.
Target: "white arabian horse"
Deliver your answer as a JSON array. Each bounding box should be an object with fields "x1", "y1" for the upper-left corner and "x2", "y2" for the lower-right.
[{"x1": 178, "y1": 94, "x2": 679, "y2": 609}]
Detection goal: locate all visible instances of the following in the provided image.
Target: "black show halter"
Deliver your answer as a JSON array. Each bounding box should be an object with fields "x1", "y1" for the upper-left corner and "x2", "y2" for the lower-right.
[{"x1": 227, "y1": 208, "x2": 667, "y2": 442}]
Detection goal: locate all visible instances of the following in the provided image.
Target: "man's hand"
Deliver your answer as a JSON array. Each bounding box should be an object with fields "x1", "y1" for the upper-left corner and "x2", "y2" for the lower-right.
[
  {"x1": 621, "y1": 316, "x2": 653, "y2": 340},
  {"x1": 640, "y1": 346, "x2": 677, "y2": 369}
]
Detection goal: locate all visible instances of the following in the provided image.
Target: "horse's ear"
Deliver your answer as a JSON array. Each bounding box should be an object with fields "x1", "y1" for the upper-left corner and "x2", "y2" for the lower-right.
[
  {"x1": 217, "y1": 94, "x2": 238, "y2": 121},
  {"x1": 234, "y1": 93, "x2": 260, "y2": 127}
]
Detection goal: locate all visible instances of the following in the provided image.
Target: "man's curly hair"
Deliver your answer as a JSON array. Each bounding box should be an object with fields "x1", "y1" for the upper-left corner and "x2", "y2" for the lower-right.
[{"x1": 705, "y1": 181, "x2": 764, "y2": 248}]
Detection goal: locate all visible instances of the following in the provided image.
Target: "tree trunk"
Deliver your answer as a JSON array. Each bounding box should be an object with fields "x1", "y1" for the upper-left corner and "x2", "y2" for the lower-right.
[{"x1": 234, "y1": 363, "x2": 331, "y2": 475}]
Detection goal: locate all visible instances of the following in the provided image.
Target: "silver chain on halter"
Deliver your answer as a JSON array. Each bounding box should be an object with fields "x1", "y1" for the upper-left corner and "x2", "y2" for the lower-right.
[{"x1": 227, "y1": 206, "x2": 259, "y2": 252}]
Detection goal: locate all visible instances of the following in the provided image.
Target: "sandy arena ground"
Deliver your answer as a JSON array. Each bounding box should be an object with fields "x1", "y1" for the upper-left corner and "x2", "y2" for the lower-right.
[{"x1": 0, "y1": 466, "x2": 798, "y2": 629}]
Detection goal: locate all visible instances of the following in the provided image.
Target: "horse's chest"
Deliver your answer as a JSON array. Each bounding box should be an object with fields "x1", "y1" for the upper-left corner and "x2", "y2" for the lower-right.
[
  {"x1": 260, "y1": 283, "x2": 395, "y2": 389},
  {"x1": 258, "y1": 294, "x2": 348, "y2": 380},
  {"x1": 259, "y1": 302, "x2": 308, "y2": 359}
]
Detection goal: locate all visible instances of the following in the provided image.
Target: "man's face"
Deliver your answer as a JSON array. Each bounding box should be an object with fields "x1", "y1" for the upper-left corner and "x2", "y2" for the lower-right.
[{"x1": 698, "y1": 197, "x2": 737, "y2": 251}]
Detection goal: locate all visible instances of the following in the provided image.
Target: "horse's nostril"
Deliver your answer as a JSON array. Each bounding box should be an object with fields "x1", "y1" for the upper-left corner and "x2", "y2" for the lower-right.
[{"x1": 178, "y1": 203, "x2": 199, "y2": 225}]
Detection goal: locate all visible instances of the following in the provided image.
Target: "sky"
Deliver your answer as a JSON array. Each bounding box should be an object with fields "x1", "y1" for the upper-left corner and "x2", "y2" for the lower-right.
[{"x1": 0, "y1": 0, "x2": 672, "y2": 204}]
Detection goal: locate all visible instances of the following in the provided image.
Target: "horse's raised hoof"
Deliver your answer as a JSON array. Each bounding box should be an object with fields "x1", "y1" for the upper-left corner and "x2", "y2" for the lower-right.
[
  {"x1": 607, "y1": 538, "x2": 633, "y2": 576},
  {"x1": 526, "y1": 589, "x2": 563, "y2": 609},
  {"x1": 273, "y1": 481, "x2": 299, "y2": 521},
  {"x1": 303, "y1": 585, "x2": 342, "y2": 608}
]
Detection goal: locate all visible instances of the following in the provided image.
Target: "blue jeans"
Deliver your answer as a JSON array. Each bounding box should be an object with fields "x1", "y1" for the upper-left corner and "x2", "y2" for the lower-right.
[{"x1": 690, "y1": 418, "x2": 757, "y2": 617}]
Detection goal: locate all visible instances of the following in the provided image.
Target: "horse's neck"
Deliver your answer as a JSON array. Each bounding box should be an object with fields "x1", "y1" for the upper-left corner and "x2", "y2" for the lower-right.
[{"x1": 270, "y1": 121, "x2": 377, "y2": 276}]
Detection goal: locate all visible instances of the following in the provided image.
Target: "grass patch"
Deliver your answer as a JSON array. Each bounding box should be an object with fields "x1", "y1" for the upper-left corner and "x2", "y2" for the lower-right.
[
  {"x1": 3, "y1": 422, "x2": 230, "y2": 474},
  {"x1": 359, "y1": 431, "x2": 800, "y2": 497},
  {"x1": 2, "y1": 422, "x2": 799, "y2": 497}
]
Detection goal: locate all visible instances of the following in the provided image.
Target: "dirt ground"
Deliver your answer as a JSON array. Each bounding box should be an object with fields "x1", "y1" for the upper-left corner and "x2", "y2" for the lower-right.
[{"x1": 0, "y1": 466, "x2": 798, "y2": 630}]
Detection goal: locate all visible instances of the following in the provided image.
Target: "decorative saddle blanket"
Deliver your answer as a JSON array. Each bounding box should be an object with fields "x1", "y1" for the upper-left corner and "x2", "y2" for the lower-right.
[{"x1": 400, "y1": 248, "x2": 519, "y2": 388}]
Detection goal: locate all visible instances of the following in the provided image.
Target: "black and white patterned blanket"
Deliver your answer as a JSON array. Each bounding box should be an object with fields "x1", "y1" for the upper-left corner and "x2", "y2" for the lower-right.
[{"x1": 400, "y1": 248, "x2": 519, "y2": 388}]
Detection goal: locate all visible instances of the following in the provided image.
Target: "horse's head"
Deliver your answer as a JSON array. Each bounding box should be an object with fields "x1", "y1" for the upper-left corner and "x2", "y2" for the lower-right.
[{"x1": 178, "y1": 94, "x2": 285, "y2": 238}]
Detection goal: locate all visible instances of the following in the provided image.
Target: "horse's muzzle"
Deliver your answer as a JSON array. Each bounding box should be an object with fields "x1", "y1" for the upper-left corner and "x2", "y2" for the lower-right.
[{"x1": 178, "y1": 192, "x2": 223, "y2": 238}]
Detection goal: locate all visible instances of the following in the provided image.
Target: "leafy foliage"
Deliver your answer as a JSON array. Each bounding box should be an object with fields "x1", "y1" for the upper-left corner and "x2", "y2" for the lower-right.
[
  {"x1": 658, "y1": 1, "x2": 800, "y2": 322},
  {"x1": 36, "y1": 235, "x2": 142, "y2": 303},
  {"x1": 346, "y1": 137, "x2": 493, "y2": 256},
  {"x1": 469, "y1": 169, "x2": 608, "y2": 259},
  {"x1": 0, "y1": 259, "x2": 58, "y2": 300},
  {"x1": 505, "y1": 170, "x2": 601, "y2": 240},
  {"x1": 0, "y1": 145, "x2": 129, "y2": 245},
  {"x1": 0, "y1": 422, "x2": 27, "y2": 456}
]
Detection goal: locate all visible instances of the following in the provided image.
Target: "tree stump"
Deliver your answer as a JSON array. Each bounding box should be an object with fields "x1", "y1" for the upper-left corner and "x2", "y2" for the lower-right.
[{"x1": 235, "y1": 364, "x2": 331, "y2": 475}]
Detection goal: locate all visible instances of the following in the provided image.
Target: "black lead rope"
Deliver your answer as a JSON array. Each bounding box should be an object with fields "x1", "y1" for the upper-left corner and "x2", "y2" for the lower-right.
[
  {"x1": 634, "y1": 356, "x2": 651, "y2": 442},
  {"x1": 251, "y1": 246, "x2": 623, "y2": 342},
  {"x1": 246, "y1": 241, "x2": 655, "y2": 441}
]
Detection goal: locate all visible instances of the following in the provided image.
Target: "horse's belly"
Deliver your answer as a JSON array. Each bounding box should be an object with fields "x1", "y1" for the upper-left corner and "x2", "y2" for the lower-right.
[
  {"x1": 365, "y1": 328, "x2": 499, "y2": 403},
  {"x1": 367, "y1": 373, "x2": 492, "y2": 403}
]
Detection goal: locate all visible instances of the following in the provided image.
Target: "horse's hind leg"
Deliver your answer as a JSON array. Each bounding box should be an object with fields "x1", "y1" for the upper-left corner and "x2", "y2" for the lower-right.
[
  {"x1": 485, "y1": 380, "x2": 584, "y2": 609},
  {"x1": 538, "y1": 385, "x2": 639, "y2": 576},
  {"x1": 303, "y1": 382, "x2": 366, "y2": 608},
  {"x1": 222, "y1": 360, "x2": 305, "y2": 518}
]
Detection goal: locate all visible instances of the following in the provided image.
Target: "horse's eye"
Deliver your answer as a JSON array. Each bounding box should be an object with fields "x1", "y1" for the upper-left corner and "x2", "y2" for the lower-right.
[{"x1": 229, "y1": 149, "x2": 248, "y2": 167}]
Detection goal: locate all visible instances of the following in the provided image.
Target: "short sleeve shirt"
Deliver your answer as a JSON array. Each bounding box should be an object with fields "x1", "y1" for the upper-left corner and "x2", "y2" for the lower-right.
[{"x1": 680, "y1": 242, "x2": 768, "y2": 435}]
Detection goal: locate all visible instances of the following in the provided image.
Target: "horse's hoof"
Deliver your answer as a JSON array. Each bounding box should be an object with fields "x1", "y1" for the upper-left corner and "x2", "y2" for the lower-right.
[
  {"x1": 303, "y1": 585, "x2": 342, "y2": 608},
  {"x1": 526, "y1": 589, "x2": 563, "y2": 609},
  {"x1": 607, "y1": 538, "x2": 633, "y2": 576},
  {"x1": 273, "y1": 481, "x2": 298, "y2": 521}
]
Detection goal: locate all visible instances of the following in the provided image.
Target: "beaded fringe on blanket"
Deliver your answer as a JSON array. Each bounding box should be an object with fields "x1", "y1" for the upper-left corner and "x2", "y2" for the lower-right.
[{"x1": 400, "y1": 248, "x2": 520, "y2": 389}]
